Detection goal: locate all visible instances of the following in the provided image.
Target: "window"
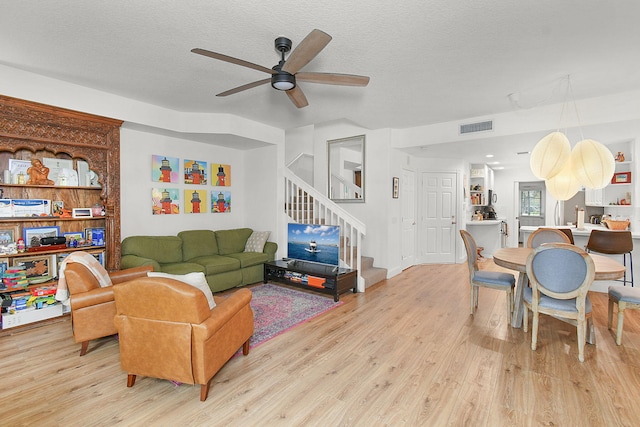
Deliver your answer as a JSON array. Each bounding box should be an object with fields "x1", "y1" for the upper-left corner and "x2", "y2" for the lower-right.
[
  {"x1": 519, "y1": 181, "x2": 545, "y2": 217},
  {"x1": 520, "y1": 190, "x2": 542, "y2": 216}
]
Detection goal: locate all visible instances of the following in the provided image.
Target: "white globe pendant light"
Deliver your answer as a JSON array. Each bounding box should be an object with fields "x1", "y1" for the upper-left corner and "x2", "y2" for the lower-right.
[
  {"x1": 530, "y1": 131, "x2": 572, "y2": 179},
  {"x1": 570, "y1": 139, "x2": 615, "y2": 189},
  {"x1": 545, "y1": 157, "x2": 581, "y2": 200}
]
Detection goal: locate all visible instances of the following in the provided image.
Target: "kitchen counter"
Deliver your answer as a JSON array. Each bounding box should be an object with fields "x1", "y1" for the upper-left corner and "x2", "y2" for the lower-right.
[
  {"x1": 520, "y1": 224, "x2": 639, "y2": 239},
  {"x1": 467, "y1": 220, "x2": 503, "y2": 226},
  {"x1": 466, "y1": 219, "x2": 505, "y2": 257}
]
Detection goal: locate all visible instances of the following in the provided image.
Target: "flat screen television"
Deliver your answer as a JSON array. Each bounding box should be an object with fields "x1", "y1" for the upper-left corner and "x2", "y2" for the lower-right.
[{"x1": 287, "y1": 223, "x2": 340, "y2": 267}]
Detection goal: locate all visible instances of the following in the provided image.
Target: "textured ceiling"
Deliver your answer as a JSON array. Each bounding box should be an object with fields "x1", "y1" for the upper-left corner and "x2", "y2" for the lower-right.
[{"x1": 2, "y1": 1, "x2": 640, "y2": 144}]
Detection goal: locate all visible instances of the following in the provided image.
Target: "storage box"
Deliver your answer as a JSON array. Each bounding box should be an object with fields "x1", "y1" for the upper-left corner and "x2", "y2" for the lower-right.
[
  {"x1": 307, "y1": 275, "x2": 326, "y2": 288},
  {"x1": 1, "y1": 303, "x2": 63, "y2": 329}
]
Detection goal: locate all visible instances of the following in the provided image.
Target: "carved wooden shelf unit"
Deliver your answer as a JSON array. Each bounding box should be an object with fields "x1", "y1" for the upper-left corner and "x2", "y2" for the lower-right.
[{"x1": 0, "y1": 95, "x2": 123, "y2": 271}]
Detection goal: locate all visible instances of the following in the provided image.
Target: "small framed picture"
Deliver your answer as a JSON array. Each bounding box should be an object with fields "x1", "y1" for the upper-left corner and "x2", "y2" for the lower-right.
[
  {"x1": 72, "y1": 208, "x2": 93, "y2": 218},
  {"x1": 23, "y1": 226, "x2": 60, "y2": 248},
  {"x1": 392, "y1": 177, "x2": 399, "y2": 199},
  {"x1": 0, "y1": 257, "x2": 8, "y2": 277},
  {"x1": 84, "y1": 227, "x2": 106, "y2": 246},
  {"x1": 63, "y1": 231, "x2": 85, "y2": 247},
  {"x1": 53, "y1": 201, "x2": 64, "y2": 215},
  {"x1": 12, "y1": 254, "x2": 57, "y2": 279},
  {"x1": 0, "y1": 224, "x2": 20, "y2": 244},
  {"x1": 612, "y1": 172, "x2": 632, "y2": 184}
]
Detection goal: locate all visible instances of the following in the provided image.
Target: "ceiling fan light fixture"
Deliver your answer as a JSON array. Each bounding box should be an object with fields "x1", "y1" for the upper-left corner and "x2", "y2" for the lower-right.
[{"x1": 271, "y1": 72, "x2": 295, "y2": 91}]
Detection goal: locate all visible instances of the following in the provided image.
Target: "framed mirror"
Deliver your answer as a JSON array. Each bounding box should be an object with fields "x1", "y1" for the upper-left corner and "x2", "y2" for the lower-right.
[{"x1": 328, "y1": 135, "x2": 365, "y2": 202}]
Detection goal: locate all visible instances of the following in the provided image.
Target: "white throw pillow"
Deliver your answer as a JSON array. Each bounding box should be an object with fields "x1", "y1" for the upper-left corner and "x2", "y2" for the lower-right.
[
  {"x1": 147, "y1": 271, "x2": 216, "y2": 309},
  {"x1": 245, "y1": 231, "x2": 271, "y2": 253}
]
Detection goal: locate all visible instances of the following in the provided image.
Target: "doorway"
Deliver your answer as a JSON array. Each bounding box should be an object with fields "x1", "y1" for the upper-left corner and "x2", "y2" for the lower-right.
[
  {"x1": 401, "y1": 169, "x2": 416, "y2": 269},
  {"x1": 517, "y1": 181, "x2": 545, "y2": 244},
  {"x1": 420, "y1": 171, "x2": 457, "y2": 263}
]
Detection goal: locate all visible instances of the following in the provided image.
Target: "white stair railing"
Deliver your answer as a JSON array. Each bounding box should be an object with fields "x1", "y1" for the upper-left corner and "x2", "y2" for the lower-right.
[{"x1": 284, "y1": 168, "x2": 366, "y2": 292}]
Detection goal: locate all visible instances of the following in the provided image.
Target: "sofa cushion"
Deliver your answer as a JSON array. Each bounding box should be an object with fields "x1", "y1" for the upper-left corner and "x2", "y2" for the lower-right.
[
  {"x1": 147, "y1": 271, "x2": 216, "y2": 309},
  {"x1": 159, "y1": 262, "x2": 206, "y2": 275},
  {"x1": 188, "y1": 255, "x2": 241, "y2": 275},
  {"x1": 178, "y1": 230, "x2": 218, "y2": 261},
  {"x1": 245, "y1": 231, "x2": 271, "y2": 253},
  {"x1": 226, "y1": 251, "x2": 269, "y2": 268},
  {"x1": 215, "y1": 228, "x2": 253, "y2": 255},
  {"x1": 121, "y1": 236, "x2": 183, "y2": 264}
]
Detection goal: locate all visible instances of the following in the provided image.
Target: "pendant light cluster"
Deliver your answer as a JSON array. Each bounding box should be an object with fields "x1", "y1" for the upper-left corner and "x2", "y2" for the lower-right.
[{"x1": 529, "y1": 77, "x2": 615, "y2": 201}]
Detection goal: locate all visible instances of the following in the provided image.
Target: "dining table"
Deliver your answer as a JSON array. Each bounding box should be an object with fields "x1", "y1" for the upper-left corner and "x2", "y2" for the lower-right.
[{"x1": 493, "y1": 247, "x2": 626, "y2": 342}]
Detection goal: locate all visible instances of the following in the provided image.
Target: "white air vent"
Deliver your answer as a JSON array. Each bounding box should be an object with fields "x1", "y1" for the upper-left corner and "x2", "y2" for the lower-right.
[{"x1": 459, "y1": 120, "x2": 493, "y2": 134}]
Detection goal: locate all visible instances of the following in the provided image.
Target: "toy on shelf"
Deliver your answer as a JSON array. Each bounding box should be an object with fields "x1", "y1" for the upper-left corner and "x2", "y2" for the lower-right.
[{"x1": 26, "y1": 158, "x2": 54, "y2": 185}]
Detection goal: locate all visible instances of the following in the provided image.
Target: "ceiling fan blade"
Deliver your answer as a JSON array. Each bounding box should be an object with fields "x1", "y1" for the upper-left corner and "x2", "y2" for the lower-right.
[
  {"x1": 286, "y1": 86, "x2": 309, "y2": 108},
  {"x1": 296, "y1": 72, "x2": 370, "y2": 86},
  {"x1": 216, "y1": 78, "x2": 271, "y2": 97},
  {"x1": 191, "y1": 48, "x2": 275, "y2": 75},
  {"x1": 281, "y1": 29, "x2": 332, "y2": 75}
]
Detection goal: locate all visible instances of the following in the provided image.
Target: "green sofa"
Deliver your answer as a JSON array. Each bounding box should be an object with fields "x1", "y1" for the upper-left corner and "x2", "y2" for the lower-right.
[{"x1": 120, "y1": 228, "x2": 277, "y2": 293}]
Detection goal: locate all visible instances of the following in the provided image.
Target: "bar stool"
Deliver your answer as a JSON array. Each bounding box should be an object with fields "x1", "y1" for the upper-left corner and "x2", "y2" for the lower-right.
[
  {"x1": 586, "y1": 230, "x2": 634, "y2": 287},
  {"x1": 608, "y1": 285, "x2": 640, "y2": 345}
]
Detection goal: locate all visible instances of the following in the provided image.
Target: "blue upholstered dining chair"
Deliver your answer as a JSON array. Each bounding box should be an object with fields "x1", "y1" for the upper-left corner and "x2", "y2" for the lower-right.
[
  {"x1": 460, "y1": 230, "x2": 515, "y2": 321},
  {"x1": 523, "y1": 242, "x2": 595, "y2": 362},
  {"x1": 527, "y1": 228, "x2": 571, "y2": 248}
]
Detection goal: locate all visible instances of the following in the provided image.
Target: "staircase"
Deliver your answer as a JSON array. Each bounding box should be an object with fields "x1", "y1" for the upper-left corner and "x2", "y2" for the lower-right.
[
  {"x1": 361, "y1": 256, "x2": 388, "y2": 289},
  {"x1": 284, "y1": 169, "x2": 387, "y2": 291}
]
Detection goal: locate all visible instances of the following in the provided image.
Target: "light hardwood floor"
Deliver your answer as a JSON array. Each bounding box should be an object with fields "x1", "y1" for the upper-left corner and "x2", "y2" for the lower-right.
[{"x1": 2, "y1": 261, "x2": 640, "y2": 426}]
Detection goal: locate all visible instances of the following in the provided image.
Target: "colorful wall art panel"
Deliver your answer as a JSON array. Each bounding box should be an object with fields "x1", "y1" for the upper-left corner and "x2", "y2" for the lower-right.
[
  {"x1": 151, "y1": 155, "x2": 179, "y2": 183},
  {"x1": 184, "y1": 189, "x2": 207, "y2": 214},
  {"x1": 213, "y1": 164, "x2": 231, "y2": 186},
  {"x1": 211, "y1": 191, "x2": 231, "y2": 213},
  {"x1": 152, "y1": 188, "x2": 180, "y2": 215},
  {"x1": 184, "y1": 159, "x2": 208, "y2": 185}
]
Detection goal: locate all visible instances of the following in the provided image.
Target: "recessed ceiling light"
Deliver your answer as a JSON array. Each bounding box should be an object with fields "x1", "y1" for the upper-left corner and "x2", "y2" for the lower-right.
[
  {"x1": 493, "y1": 166, "x2": 505, "y2": 170},
  {"x1": 486, "y1": 154, "x2": 494, "y2": 158},
  {"x1": 490, "y1": 161, "x2": 500, "y2": 165}
]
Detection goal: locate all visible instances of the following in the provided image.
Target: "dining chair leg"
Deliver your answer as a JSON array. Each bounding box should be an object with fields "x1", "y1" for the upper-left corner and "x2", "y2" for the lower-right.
[
  {"x1": 616, "y1": 301, "x2": 626, "y2": 346},
  {"x1": 577, "y1": 317, "x2": 586, "y2": 362},
  {"x1": 531, "y1": 311, "x2": 539, "y2": 350},
  {"x1": 470, "y1": 285, "x2": 475, "y2": 315},
  {"x1": 474, "y1": 286, "x2": 479, "y2": 309},
  {"x1": 607, "y1": 297, "x2": 615, "y2": 331},
  {"x1": 523, "y1": 304, "x2": 528, "y2": 333}
]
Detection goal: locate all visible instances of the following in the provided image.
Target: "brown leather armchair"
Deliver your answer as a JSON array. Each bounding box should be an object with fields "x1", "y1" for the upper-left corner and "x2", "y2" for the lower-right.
[
  {"x1": 65, "y1": 264, "x2": 153, "y2": 356},
  {"x1": 113, "y1": 278, "x2": 254, "y2": 401}
]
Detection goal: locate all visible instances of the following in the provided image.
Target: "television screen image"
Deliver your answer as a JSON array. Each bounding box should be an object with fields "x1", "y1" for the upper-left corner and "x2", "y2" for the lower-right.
[{"x1": 287, "y1": 223, "x2": 340, "y2": 266}]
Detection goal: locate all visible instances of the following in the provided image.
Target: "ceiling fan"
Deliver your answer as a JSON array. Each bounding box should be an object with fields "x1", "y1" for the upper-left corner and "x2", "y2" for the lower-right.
[{"x1": 191, "y1": 29, "x2": 370, "y2": 108}]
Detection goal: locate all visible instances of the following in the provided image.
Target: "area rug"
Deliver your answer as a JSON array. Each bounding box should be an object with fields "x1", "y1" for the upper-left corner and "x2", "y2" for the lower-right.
[{"x1": 246, "y1": 283, "x2": 343, "y2": 349}]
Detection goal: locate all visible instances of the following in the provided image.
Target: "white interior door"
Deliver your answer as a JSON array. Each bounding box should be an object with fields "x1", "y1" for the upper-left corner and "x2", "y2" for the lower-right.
[
  {"x1": 420, "y1": 172, "x2": 457, "y2": 264},
  {"x1": 401, "y1": 169, "x2": 416, "y2": 270}
]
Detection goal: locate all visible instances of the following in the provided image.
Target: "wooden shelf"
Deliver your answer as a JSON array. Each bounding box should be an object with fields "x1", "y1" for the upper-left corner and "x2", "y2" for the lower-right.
[
  {"x1": 0, "y1": 183, "x2": 101, "y2": 190},
  {"x1": 0, "y1": 216, "x2": 105, "y2": 222},
  {"x1": 4, "y1": 245, "x2": 105, "y2": 259},
  {"x1": 0, "y1": 95, "x2": 121, "y2": 331}
]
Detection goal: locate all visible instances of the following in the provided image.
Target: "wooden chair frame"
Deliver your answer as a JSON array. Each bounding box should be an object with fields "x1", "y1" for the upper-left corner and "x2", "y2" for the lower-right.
[{"x1": 523, "y1": 243, "x2": 595, "y2": 362}]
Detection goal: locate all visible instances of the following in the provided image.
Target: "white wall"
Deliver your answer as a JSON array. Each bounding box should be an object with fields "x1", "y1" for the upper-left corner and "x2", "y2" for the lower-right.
[{"x1": 120, "y1": 127, "x2": 278, "y2": 239}]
